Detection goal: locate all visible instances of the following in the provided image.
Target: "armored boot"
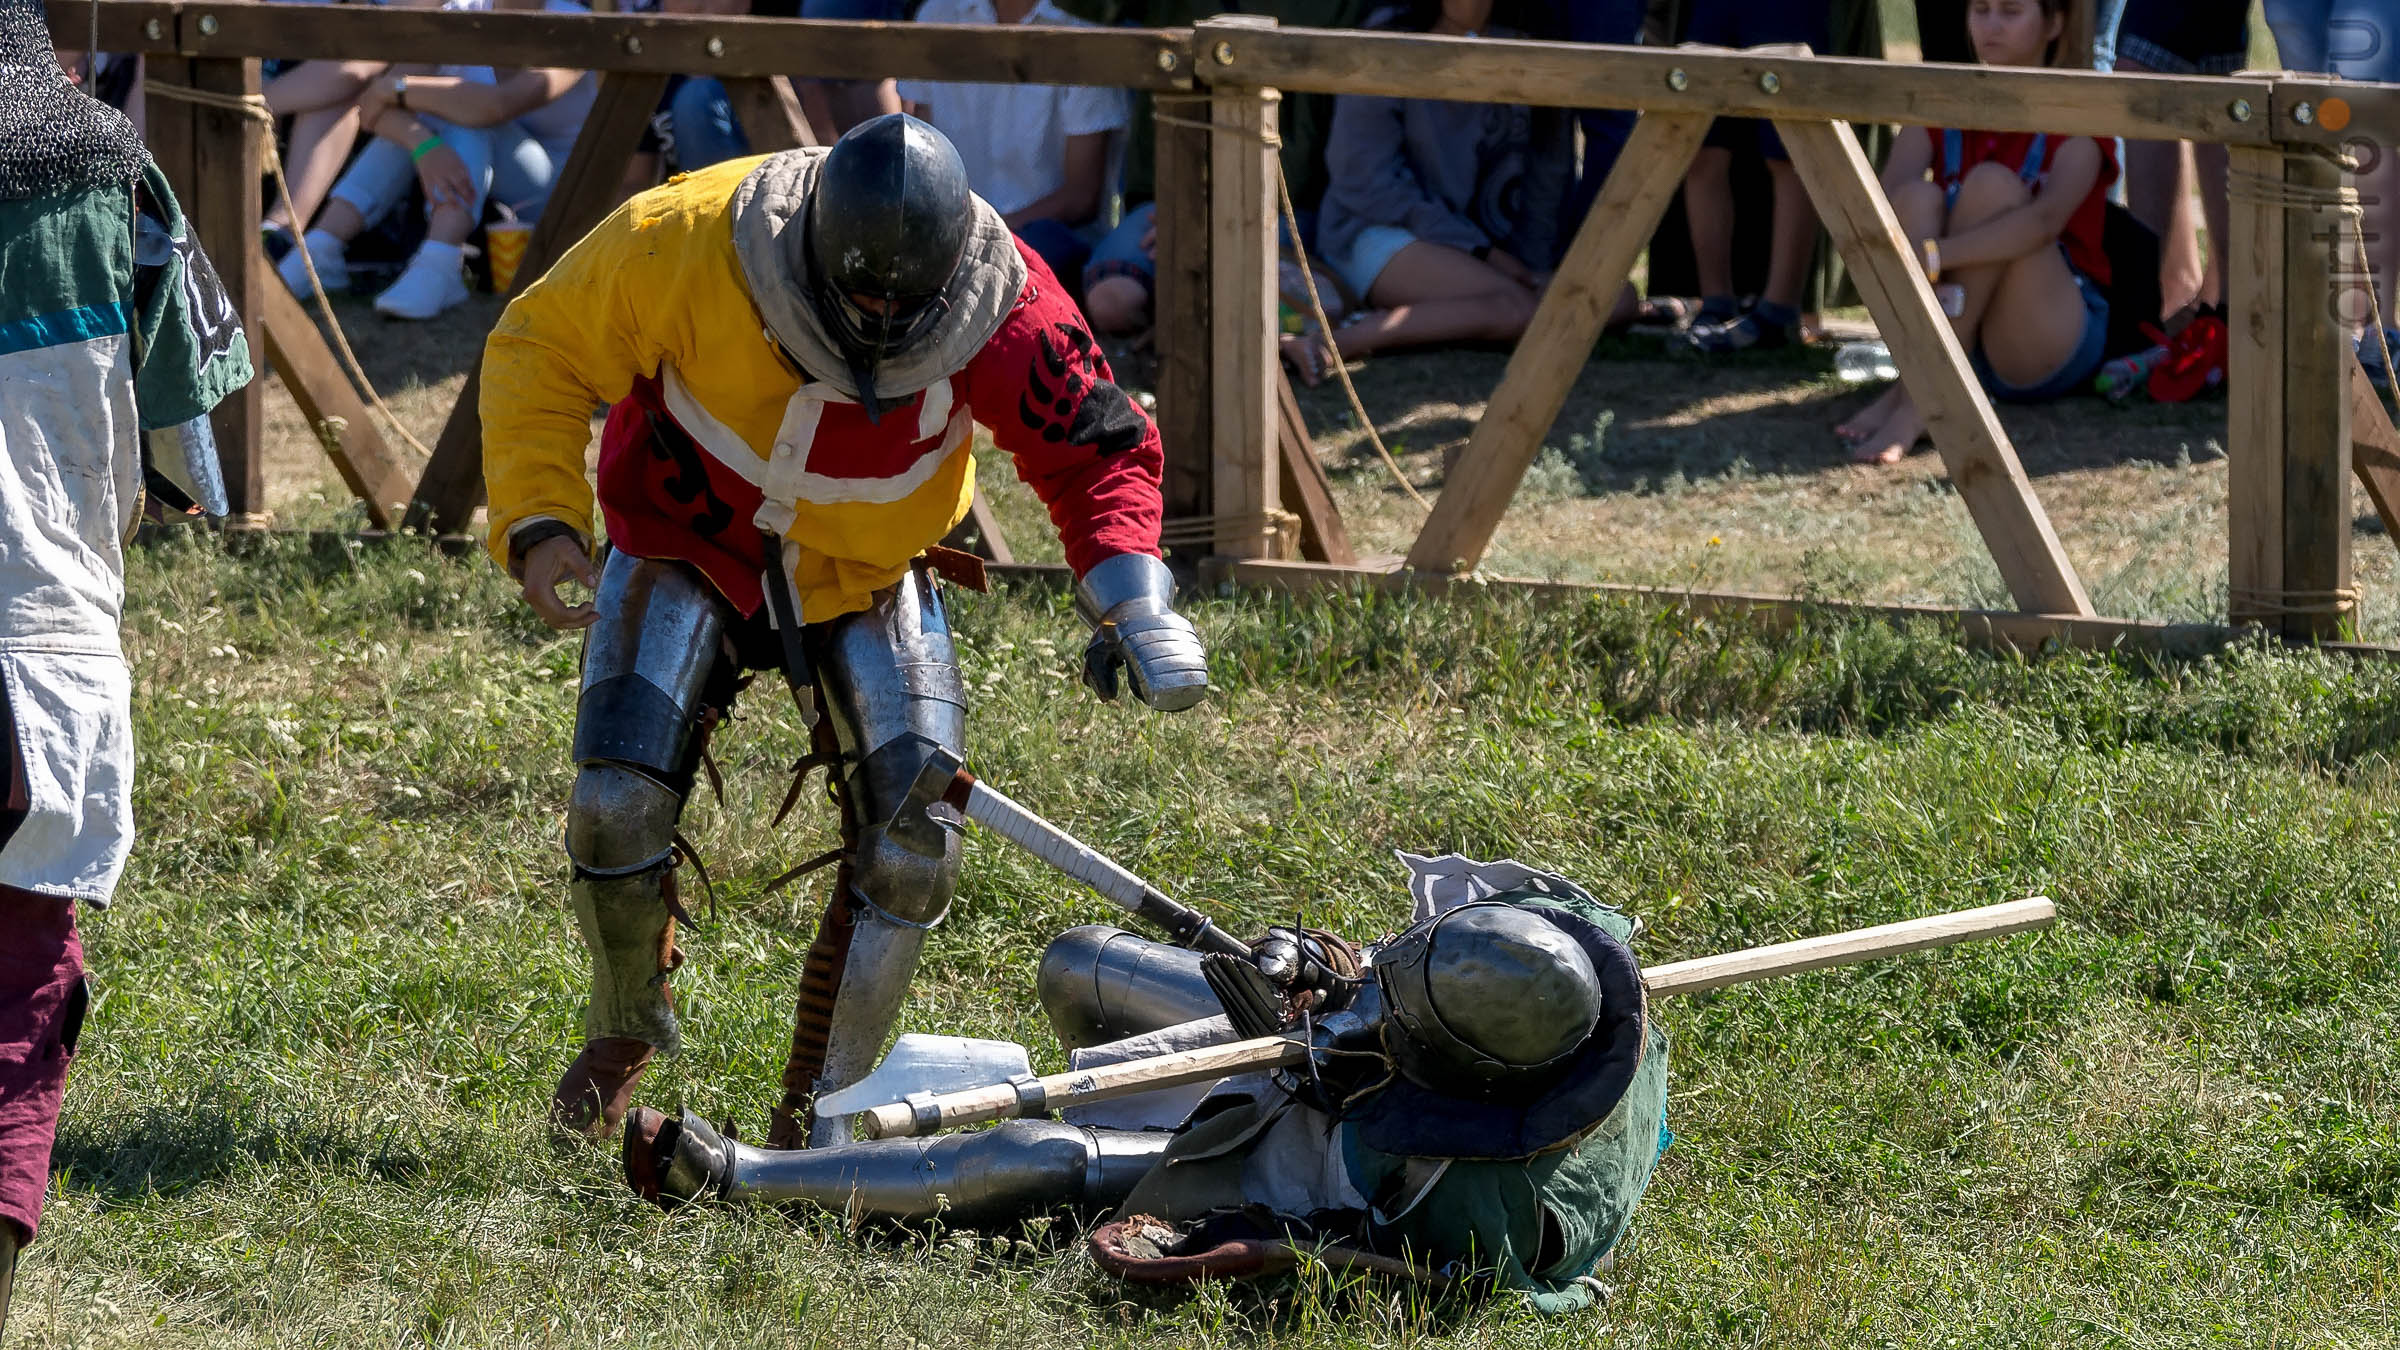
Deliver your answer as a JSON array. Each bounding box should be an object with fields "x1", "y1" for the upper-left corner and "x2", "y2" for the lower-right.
[
  {"x1": 630, "y1": 1108, "x2": 1170, "y2": 1225},
  {"x1": 550, "y1": 554, "x2": 730, "y2": 1141}
]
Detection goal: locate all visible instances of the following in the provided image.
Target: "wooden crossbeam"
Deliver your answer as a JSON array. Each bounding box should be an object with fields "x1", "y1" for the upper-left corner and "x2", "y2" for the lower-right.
[
  {"x1": 169, "y1": 4, "x2": 1194, "y2": 89},
  {"x1": 2350, "y1": 358, "x2": 2400, "y2": 544},
  {"x1": 1276, "y1": 371, "x2": 1353, "y2": 566},
  {"x1": 1776, "y1": 117, "x2": 2092, "y2": 617},
  {"x1": 1207, "y1": 26, "x2": 2284, "y2": 147},
  {"x1": 253, "y1": 246, "x2": 418, "y2": 528},
  {"x1": 406, "y1": 70, "x2": 670, "y2": 533},
  {"x1": 1405, "y1": 111, "x2": 1711, "y2": 574}
]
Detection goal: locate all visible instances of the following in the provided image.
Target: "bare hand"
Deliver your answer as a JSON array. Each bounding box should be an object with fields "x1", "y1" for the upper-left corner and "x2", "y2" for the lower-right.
[
  {"x1": 357, "y1": 77, "x2": 398, "y2": 127},
  {"x1": 520, "y1": 535, "x2": 599, "y2": 630},
  {"x1": 413, "y1": 140, "x2": 477, "y2": 213}
]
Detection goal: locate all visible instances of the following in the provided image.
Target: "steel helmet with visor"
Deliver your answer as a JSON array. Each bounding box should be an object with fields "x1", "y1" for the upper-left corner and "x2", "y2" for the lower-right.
[{"x1": 802, "y1": 113, "x2": 975, "y2": 419}]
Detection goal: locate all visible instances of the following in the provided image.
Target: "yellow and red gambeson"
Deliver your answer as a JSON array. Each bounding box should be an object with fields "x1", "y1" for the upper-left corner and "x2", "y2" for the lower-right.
[{"x1": 481, "y1": 156, "x2": 1165, "y2": 621}]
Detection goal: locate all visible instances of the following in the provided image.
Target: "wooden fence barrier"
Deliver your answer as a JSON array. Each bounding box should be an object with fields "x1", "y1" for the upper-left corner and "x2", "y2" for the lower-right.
[{"x1": 52, "y1": 1, "x2": 2400, "y2": 653}]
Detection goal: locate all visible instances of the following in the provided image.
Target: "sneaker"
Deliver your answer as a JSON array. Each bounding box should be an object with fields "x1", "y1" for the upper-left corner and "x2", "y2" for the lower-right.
[
  {"x1": 276, "y1": 228, "x2": 349, "y2": 299},
  {"x1": 373, "y1": 241, "x2": 470, "y2": 321},
  {"x1": 1679, "y1": 303, "x2": 1797, "y2": 356},
  {"x1": 260, "y1": 221, "x2": 296, "y2": 266}
]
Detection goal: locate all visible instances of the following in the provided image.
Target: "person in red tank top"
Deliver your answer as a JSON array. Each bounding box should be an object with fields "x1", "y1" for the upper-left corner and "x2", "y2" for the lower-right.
[{"x1": 1838, "y1": 0, "x2": 2117, "y2": 465}]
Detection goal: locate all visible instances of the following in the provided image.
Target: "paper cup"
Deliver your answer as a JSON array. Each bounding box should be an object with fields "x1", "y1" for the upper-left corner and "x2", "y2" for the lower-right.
[{"x1": 487, "y1": 220, "x2": 532, "y2": 295}]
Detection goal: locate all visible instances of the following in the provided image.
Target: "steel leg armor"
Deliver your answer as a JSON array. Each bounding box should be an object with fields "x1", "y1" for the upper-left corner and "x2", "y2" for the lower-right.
[
  {"x1": 793, "y1": 570, "x2": 967, "y2": 1145},
  {"x1": 1037, "y1": 925, "x2": 1221, "y2": 1051},
  {"x1": 562, "y1": 553, "x2": 734, "y2": 1058},
  {"x1": 633, "y1": 1109, "x2": 1170, "y2": 1226}
]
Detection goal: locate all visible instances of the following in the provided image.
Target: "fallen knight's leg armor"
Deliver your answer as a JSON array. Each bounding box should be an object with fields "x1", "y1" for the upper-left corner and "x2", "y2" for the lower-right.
[
  {"x1": 770, "y1": 570, "x2": 967, "y2": 1148},
  {"x1": 552, "y1": 553, "x2": 734, "y2": 1137},
  {"x1": 629, "y1": 1108, "x2": 1171, "y2": 1226}
]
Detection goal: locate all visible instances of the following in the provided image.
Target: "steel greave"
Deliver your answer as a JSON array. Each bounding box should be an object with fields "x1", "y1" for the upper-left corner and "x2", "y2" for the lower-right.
[
  {"x1": 725, "y1": 1119, "x2": 1171, "y2": 1225},
  {"x1": 570, "y1": 868, "x2": 683, "y2": 1055},
  {"x1": 805, "y1": 572, "x2": 968, "y2": 1141}
]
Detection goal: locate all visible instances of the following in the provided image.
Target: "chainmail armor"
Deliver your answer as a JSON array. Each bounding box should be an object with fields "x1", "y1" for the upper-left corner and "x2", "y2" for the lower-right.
[{"x1": 0, "y1": 0, "x2": 148, "y2": 203}]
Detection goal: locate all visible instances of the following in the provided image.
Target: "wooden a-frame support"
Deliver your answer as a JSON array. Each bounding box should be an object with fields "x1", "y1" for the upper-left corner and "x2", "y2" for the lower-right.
[{"x1": 1395, "y1": 107, "x2": 2092, "y2": 619}]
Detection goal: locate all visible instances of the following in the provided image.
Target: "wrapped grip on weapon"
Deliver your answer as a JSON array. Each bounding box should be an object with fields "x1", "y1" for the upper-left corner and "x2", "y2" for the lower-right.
[{"x1": 963, "y1": 782, "x2": 1247, "y2": 957}]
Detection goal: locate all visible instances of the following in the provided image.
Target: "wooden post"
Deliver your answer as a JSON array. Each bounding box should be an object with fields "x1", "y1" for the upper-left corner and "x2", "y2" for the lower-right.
[
  {"x1": 405, "y1": 71, "x2": 670, "y2": 533},
  {"x1": 2228, "y1": 143, "x2": 2286, "y2": 627},
  {"x1": 1152, "y1": 94, "x2": 1213, "y2": 544},
  {"x1": 1201, "y1": 16, "x2": 1281, "y2": 561},
  {"x1": 163, "y1": 58, "x2": 268, "y2": 522},
  {"x1": 1405, "y1": 111, "x2": 1711, "y2": 574},
  {"x1": 2229, "y1": 144, "x2": 2354, "y2": 639},
  {"x1": 1777, "y1": 117, "x2": 2092, "y2": 616},
  {"x1": 2280, "y1": 147, "x2": 2354, "y2": 639}
]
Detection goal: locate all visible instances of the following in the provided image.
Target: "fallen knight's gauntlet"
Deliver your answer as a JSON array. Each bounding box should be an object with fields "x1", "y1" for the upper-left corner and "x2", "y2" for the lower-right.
[{"x1": 1076, "y1": 553, "x2": 1209, "y2": 712}]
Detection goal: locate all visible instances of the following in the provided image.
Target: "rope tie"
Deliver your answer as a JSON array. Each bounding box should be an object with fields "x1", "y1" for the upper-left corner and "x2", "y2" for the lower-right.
[
  {"x1": 143, "y1": 80, "x2": 440, "y2": 467},
  {"x1": 1155, "y1": 509, "x2": 1302, "y2": 547},
  {"x1": 2229, "y1": 585, "x2": 2361, "y2": 618},
  {"x1": 2228, "y1": 159, "x2": 2395, "y2": 383},
  {"x1": 1153, "y1": 92, "x2": 1429, "y2": 511}
]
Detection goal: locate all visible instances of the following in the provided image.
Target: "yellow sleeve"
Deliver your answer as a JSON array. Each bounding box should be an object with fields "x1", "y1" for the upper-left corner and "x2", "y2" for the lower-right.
[{"x1": 478, "y1": 195, "x2": 665, "y2": 568}]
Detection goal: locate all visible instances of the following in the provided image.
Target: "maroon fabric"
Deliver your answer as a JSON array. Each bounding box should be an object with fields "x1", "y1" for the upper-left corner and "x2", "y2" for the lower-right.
[
  {"x1": 592, "y1": 238, "x2": 1166, "y2": 618},
  {"x1": 0, "y1": 887, "x2": 83, "y2": 1244}
]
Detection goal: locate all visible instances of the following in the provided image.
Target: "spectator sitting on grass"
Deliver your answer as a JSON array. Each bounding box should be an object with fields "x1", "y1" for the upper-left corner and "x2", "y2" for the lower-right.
[
  {"x1": 1303, "y1": 0, "x2": 1570, "y2": 379},
  {"x1": 1672, "y1": 0, "x2": 1830, "y2": 356},
  {"x1": 274, "y1": 0, "x2": 598, "y2": 320},
  {"x1": 257, "y1": 0, "x2": 442, "y2": 261},
  {"x1": 896, "y1": 0, "x2": 1127, "y2": 294},
  {"x1": 1840, "y1": 0, "x2": 2118, "y2": 465}
]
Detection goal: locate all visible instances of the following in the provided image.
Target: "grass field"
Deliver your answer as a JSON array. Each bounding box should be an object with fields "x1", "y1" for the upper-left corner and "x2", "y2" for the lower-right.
[{"x1": 10, "y1": 533, "x2": 2398, "y2": 1346}]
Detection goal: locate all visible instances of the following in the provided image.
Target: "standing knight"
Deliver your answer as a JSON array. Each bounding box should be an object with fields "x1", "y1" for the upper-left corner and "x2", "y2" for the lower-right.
[{"x1": 481, "y1": 115, "x2": 1207, "y2": 1147}]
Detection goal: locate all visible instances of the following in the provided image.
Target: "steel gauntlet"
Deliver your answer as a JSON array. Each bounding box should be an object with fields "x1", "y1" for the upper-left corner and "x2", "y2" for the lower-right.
[{"x1": 1075, "y1": 553, "x2": 1208, "y2": 712}]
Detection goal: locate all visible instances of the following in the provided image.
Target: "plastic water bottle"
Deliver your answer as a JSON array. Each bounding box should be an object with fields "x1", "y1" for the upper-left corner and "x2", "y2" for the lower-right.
[
  {"x1": 1835, "y1": 340, "x2": 1899, "y2": 384},
  {"x1": 2096, "y1": 344, "x2": 2169, "y2": 401}
]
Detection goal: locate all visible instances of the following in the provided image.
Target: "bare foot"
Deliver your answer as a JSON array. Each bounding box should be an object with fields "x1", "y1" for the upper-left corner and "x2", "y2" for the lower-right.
[
  {"x1": 1851, "y1": 394, "x2": 1928, "y2": 465},
  {"x1": 1278, "y1": 330, "x2": 1333, "y2": 387},
  {"x1": 1836, "y1": 385, "x2": 1905, "y2": 443}
]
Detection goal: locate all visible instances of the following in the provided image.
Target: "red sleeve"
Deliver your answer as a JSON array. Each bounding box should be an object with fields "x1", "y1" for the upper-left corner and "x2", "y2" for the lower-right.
[{"x1": 963, "y1": 241, "x2": 1165, "y2": 577}]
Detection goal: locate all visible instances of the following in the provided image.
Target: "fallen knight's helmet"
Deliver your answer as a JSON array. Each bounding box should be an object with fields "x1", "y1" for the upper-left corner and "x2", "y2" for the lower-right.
[
  {"x1": 801, "y1": 113, "x2": 974, "y2": 416},
  {"x1": 1353, "y1": 895, "x2": 1649, "y2": 1161}
]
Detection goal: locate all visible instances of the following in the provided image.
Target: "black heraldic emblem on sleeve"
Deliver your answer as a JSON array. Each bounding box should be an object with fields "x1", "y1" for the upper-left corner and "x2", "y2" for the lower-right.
[{"x1": 1020, "y1": 323, "x2": 1146, "y2": 456}]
